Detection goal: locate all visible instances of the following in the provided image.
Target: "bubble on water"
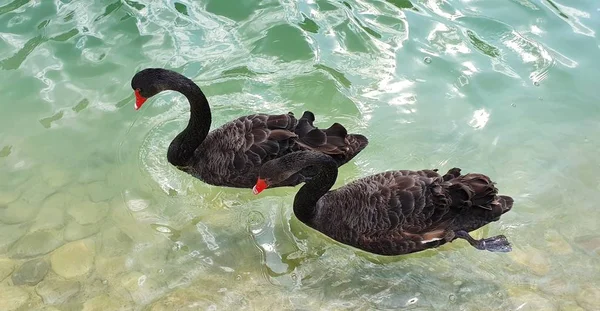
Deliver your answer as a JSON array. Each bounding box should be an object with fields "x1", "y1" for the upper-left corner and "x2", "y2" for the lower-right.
[
  {"x1": 247, "y1": 210, "x2": 264, "y2": 224},
  {"x1": 247, "y1": 210, "x2": 265, "y2": 234},
  {"x1": 534, "y1": 81, "x2": 540, "y2": 86},
  {"x1": 291, "y1": 273, "x2": 297, "y2": 281},
  {"x1": 152, "y1": 225, "x2": 171, "y2": 233},
  {"x1": 449, "y1": 294, "x2": 457, "y2": 302},
  {"x1": 424, "y1": 57, "x2": 432, "y2": 64},
  {"x1": 127, "y1": 199, "x2": 149, "y2": 212},
  {"x1": 235, "y1": 275, "x2": 242, "y2": 281},
  {"x1": 173, "y1": 241, "x2": 184, "y2": 251},
  {"x1": 406, "y1": 297, "x2": 418, "y2": 305},
  {"x1": 158, "y1": 269, "x2": 164, "y2": 274},
  {"x1": 511, "y1": 103, "x2": 516, "y2": 107}
]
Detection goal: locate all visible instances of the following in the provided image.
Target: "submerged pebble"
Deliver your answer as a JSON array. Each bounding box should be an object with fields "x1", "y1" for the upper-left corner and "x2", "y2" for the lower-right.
[
  {"x1": 29, "y1": 205, "x2": 65, "y2": 232},
  {"x1": 539, "y1": 277, "x2": 575, "y2": 297},
  {"x1": 0, "y1": 224, "x2": 29, "y2": 254},
  {"x1": 50, "y1": 239, "x2": 95, "y2": 278},
  {"x1": 576, "y1": 285, "x2": 600, "y2": 310},
  {"x1": 508, "y1": 245, "x2": 550, "y2": 276},
  {"x1": 574, "y1": 234, "x2": 600, "y2": 255},
  {"x1": 121, "y1": 271, "x2": 165, "y2": 305},
  {"x1": 0, "y1": 199, "x2": 40, "y2": 224},
  {"x1": 0, "y1": 258, "x2": 16, "y2": 281},
  {"x1": 82, "y1": 294, "x2": 132, "y2": 311},
  {"x1": 30, "y1": 192, "x2": 69, "y2": 232},
  {"x1": 507, "y1": 287, "x2": 556, "y2": 311},
  {"x1": 41, "y1": 192, "x2": 71, "y2": 210},
  {"x1": 149, "y1": 286, "x2": 217, "y2": 311},
  {"x1": 95, "y1": 255, "x2": 128, "y2": 282},
  {"x1": 11, "y1": 258, "x2": 50, "y2": 286},
  {"x1": 0, "y1": 190, "x2": 20, "y2": 205},
  {"x1": 19, "y1": 176, "x2": 56, "y2": 204},
  {"x1": 544, "y1": 230, "x2": 573, "y2": 255},
  {"x1": 68, "y1": 200, "x2": 109, "y2": 225},
  {"x1": 41, "y1": 166, "x2": 71, "y2": 188},
  {"x1": 36, "y1": 278, "x2": 80, "y2": 305},
  {"x1": 64, "y1": 221, "x2": 102, "y2": 241},
  {"x1": 100, "y1": 227, "x2": 134, "y2": 257},
  {"x1": 9, "y1": 229, "x2": 63, "y2": 259},
  {"x1": 66, "y1": 183, "x2": 87, "y2": 199},
  {"x1": 86, "y1": 181, "x2": 115, "y2": 202},
  {"x1": 0, "y1": 285, "x2": 30, "y2": 311},
  {"x1": 560, "y1": 302, "x2": 585, "y2": 311}
]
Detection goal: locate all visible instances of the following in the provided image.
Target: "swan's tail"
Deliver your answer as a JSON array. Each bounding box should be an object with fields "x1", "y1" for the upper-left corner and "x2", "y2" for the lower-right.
[
  {"x1": 498, "y1": 195, "x2": 514, "y2": 214},
  {"x1": 439, "y1": 168, "x2": 514, "y2": 236},
  {"x1": 294, "y1": 111, "x2": 369, "y2": 166},
  {"x1": 443, "y1": 168, "x2": 513, "y2": 217},
  {"x1": 343, "y1": 133, "x2": 369, "y2": 163}
]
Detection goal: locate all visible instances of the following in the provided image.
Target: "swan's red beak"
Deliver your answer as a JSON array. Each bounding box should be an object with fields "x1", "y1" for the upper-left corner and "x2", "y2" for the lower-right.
[
  {"x1": 134, "y1": 89, "x2": 147, "y2": 110},
  {"x1": 252, "y1": 178, "x2": 268, "y2": 195}
]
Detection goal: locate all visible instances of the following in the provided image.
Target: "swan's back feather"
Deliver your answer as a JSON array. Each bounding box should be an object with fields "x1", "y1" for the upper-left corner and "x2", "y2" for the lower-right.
[
  {"x1": 311, "y1": 168, "x2": 513, "y2": 255},
  {"x1": 189, "y1": 111, "x2": 368, "y2": 188}
]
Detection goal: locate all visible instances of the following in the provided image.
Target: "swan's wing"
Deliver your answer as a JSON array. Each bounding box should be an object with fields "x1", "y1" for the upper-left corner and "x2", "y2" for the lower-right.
[
  {"x1": 294, "y1": 111, "x2": 368, "y2": 166},
  {"x1": 318, "y1": 170, "x2": 453, "y2": 255},
  {"x1": 232, "y1": 113, "x2": 299, "y2": 170},
  {"x1": 323, "y1": 170, "x2": 447, "y2": 233},
  {"x1": 232, "y1": 111, "x2": 368, "y2": 170},
  {"x1": 321, "y1": 169, "x2": 511, "y2": 255}
]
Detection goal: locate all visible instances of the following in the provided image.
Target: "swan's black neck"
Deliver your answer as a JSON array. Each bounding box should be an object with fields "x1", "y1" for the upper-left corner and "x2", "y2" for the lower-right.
[
  {"x1": 292, "y1": 154, "x2": 338, "y2": 224},
  {"x1": 166, "y1": 76, "x2": 211, "y2": 167}
]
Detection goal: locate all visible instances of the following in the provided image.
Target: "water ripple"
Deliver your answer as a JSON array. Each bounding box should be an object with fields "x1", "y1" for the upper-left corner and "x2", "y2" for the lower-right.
[
  {"x1": 1, "y1": 0, "x2": 599, "y2": 310},
  {"x1": 542, "y1": 0, "x2": 595, "y2": 37}
]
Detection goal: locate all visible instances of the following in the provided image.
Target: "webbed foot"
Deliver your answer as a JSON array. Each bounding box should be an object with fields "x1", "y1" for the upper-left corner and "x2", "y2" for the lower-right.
[{"x1": 455, "y1": 230, "x2": 512, "y2": 253}]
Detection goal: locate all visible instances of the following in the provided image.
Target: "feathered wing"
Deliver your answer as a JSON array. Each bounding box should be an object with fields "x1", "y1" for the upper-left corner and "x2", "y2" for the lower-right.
[
  {"x1": 234, "y1": 111, "x2": 368, "y2": 170},
  {"x1": 293, "y1": 111, "x2": 369, "y2": 166},
  {"x1": 234, "y1": 112, "x2": 300, "y2": 170},
  {"x1": 442, "y1": 169, "x2": 514, "y2": 233},
  {"x1": 318, "y1": 168, "x2": 512, "y2": 256},
  {"x1": 197, "y1": 110, "x2": 368, "y2": 188}
]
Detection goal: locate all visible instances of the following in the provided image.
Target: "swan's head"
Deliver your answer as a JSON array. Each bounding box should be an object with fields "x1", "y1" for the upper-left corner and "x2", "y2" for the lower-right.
[
  {"x1": 131, "y1": 68, "x2": 180, "y2": 110},
  {"x1": 252, "y1": 154, "x2": 302, "y2": 195},
  {"x1": 252, "y1": 159, "x2": 287, "y2": 195},
  {"x1": 252, "y1": 151, "x2": 334, "y2": 195}
]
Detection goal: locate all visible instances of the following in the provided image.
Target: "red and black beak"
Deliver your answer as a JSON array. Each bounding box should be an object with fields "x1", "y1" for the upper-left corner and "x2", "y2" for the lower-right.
[
  {"x1": 252, "y1": 178, "x2": 268, "y2": 195},
  {"x1": 134, "y1": 89, "x2": 147, "y2": 110}
]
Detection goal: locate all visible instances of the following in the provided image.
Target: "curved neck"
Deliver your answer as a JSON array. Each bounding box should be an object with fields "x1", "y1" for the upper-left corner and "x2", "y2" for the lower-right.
[
  {"x1": 292, "y1": 154, "x2": 338, "y2": 224},
  {"x1": 167, "y1": 78, "x2": 212, "y2": 167}
]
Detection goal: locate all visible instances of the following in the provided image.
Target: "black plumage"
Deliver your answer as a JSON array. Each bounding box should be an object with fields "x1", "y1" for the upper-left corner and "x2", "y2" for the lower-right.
[
  {"x1": 130, "y1": 68, "x2": 368, "y2": 189},
  {"x1": 255, "y1": 151, "x2": 514, "y2": 256}
]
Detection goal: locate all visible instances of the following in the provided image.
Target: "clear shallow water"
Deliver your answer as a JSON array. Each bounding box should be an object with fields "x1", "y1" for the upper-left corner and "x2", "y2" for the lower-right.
[{"x1": 1, "y1": 0, "x2": 599, "y2": 310}]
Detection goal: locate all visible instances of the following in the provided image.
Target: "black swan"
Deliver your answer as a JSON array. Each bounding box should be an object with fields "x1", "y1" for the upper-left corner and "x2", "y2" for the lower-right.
[
  {"x1": 130, "y1": 68, "x2": 368, "y2": 188},
  {"x1": 252, "y1": 151, "x2": 514, "y2": 256}
]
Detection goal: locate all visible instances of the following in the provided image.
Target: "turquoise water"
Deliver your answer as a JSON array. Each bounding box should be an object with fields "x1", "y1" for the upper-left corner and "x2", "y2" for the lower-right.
[{"x1": 1, "y1": 0, "x2": 600, "y2": 310}]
